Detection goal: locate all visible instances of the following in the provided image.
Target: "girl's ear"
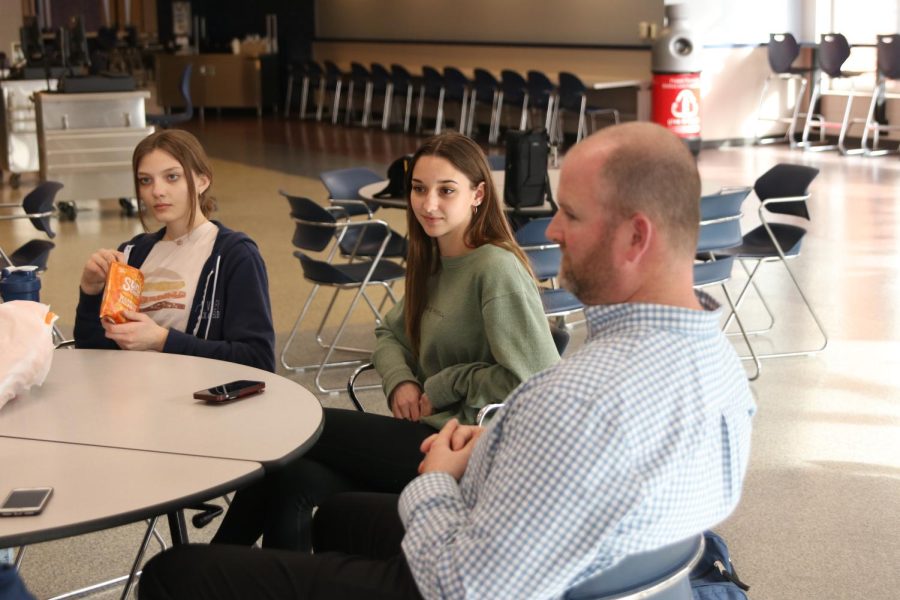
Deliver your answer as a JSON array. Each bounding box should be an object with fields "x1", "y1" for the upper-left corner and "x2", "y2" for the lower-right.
[{"x1": 195, "y1": 173, "x2": 211, "y2": 196}]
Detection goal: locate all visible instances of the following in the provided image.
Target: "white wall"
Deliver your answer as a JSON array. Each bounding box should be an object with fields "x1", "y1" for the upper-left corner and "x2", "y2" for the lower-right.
[{"x1": 0, "y1": 0, "x2": 25, "y2": 63}]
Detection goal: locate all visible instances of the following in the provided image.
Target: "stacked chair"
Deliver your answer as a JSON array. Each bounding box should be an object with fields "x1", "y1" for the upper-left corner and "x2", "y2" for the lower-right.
[
  {"x1": 858, "y1": 33, "x2": 900, "y2": 156},
  {"x1": 279, "y1": 192, "x2": 406, "y2": 393}
]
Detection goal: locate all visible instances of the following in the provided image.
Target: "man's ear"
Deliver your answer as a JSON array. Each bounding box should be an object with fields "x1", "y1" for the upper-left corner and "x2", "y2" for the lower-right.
[{"x1": 621, "y1": 212, "x2": 653, "y2": 265}]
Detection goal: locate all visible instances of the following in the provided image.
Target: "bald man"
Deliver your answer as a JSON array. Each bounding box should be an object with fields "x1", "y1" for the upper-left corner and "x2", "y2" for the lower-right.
[{"x1": 140, "y1": 123, "x2": 755, "y2": 600}]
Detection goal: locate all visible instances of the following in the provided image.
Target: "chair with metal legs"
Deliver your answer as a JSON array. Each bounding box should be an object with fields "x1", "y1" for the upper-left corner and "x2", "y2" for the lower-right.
[
  {"x1": 695, "y1": 188, "x2": 760, "y2": 380},
  {"x1": 0, "y1": 181, "x2": 63, "y2": 272},
  {"x1": 278, "y1": 193, "x2": 406, "y2": 393},
  {"x1": 755, "y1": 33, "x2": 812, "y2": 147},
  {"x1": 319, "y1": 167, "x2": 385, "y2": 219},
  {"x1": 344, "y1": 62, "x2": 371, "y2": 126},
  {"x1": 799, "y1": 33, "x2": 869, "y2": 154},
  {"x1": 716, "y1": 164, "x2": 826, "y2": 360},
  {"x1": 366, "y1": 63, "x2": 393, "y2": 129},
  {"x1": 388, "y1": 64, "x2": 416, "y2": 132},
  {"x1": 316, "y1": 61, "x2": 346, "y2": 124},
  {"x1": 858, "y1": 33, "x2": 900, "y2": 156},
  {"x1": 442, "y1": 67, "x2": 472, "y2": 134},
  {"x1": 526, "y1": 70, "x2": 558, "y2": 141},
  {"x1": 416, "y1": 66, "x2": 446, "y2": 134},
  {"x1": 556, "y1": 72, "x2": 620, "y2": 147},
  {"x1": 492, "y1": 70, "x2": 530, "y2": 144},
  {"x1": 466, "y1": 68, "x2": 500, "y2": 140}
]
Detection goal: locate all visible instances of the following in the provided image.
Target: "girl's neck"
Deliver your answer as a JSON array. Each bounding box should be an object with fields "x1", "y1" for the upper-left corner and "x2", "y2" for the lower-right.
[{"x1": 164, "y1": 214, "x2": 209, "y2": 241}]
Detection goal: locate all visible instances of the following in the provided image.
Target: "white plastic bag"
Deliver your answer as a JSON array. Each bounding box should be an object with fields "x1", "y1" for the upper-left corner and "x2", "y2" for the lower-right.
[{"x1": 0, "y1": 301, "x2": 58, "y2": 410}]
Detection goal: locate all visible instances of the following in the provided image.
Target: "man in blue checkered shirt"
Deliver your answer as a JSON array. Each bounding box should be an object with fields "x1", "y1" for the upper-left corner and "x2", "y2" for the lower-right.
[{"x1": 140, "y1": 122, "x2": 755, "y2": 600}]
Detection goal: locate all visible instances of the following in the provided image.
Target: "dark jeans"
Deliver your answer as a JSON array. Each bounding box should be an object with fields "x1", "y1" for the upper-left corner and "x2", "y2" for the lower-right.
[
  {"x1": 140, "y1": 493, "x2": 423, "y2": 600},
  {"x1": 212, "y1": 408, "x2": 435, "y2": 550}
]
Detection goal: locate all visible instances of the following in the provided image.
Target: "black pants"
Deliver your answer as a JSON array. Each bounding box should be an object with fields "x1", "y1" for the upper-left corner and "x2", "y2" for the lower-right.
[
  {"x1": 140, "y1": 493, "x2": 423, "y2": 600},
  {"x1": 212, "y1": 408, "x2": 435, "y2": 550}
]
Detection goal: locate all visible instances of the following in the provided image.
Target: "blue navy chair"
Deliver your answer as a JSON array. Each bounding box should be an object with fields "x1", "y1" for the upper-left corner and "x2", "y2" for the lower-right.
[
  {"x1": 493, "y1": 70, "x2": 530, "y2": 144},
  {"x1": 556, "y1": 72, "x2": 620, "y2": 146},
  {"x1": 564, "y1": 536, "x2": 704, "y2": 599},
  {"x1": 695, "y1": 187, "x2": 760, "y2": 380},
  {"x1": 285, "y1": 60, "x2": 322, "y2": 120},
  {"x1": 442, "y1": 67, "x2": 472, "y2": 134},
  {"x1": 859, "y1": 34, "x2": 900, "y2": 156},
  {"x1": 755, "y1": 33, "x2": 812, "y2": 147},
  {"x1": 367, "y1": 63, "x2": 393, "y2": 129},
  {"x1": 0, "y1": 181, "x2": 63, "y2": 271},
  {"x1": 514, "y1": 217, "x2": 584, "y2": 321},
  {"x1": 388, "y1": 64, "x2": 416, "y2": 132},
  {"x1": 279, "y1": 192, "x2": 406, "y2": 393},
  {"x1": 716, "y1": 164, "x2": 826, "y2": 360},
  {"x1": 467, "y1": 68, "x2": 500, "y2": 139},
  {"x1": 316, "y1": 61, "x2": 346, "y2": 124},
  {"x1": 146, "y1": 64, "x2": 193, "y2": 128},
  {"x1": 319, "y1": 167, "x2": 385, "y2": 218},
  {"x1": 416, "y1": 66, "x2": 446, "y2": 134},
  {"x1": 344, "y1": 62, "x2": 371, "y2": 126},
  {"x1": 526, "y1": 70, "x2": 558, "y2": 136}
]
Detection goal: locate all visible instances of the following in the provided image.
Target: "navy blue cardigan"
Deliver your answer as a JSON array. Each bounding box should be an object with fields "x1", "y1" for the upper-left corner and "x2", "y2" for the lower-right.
[{"x1": 74, "y1": 222, "x2": 276, "y2": 372}]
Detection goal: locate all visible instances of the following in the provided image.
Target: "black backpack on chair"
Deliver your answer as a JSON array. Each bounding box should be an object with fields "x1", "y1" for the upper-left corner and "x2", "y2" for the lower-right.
[{"x1": 504, "y1": 128, "x2": 553, "y2": 209}]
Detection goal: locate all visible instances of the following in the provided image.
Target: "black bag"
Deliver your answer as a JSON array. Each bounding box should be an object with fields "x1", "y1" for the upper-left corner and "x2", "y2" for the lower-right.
[
  {"x1": 504, "y1": 129, "x2": 552, "y2": 208},
  {"x1": 690, "y1": 531, "x2": 750, "y2": 600},
  {"x1": 374, "y1": 155, "x2": 411, "y2": 199}
]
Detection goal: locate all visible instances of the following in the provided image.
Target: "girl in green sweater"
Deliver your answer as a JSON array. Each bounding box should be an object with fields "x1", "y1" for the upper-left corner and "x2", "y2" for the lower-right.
[{"x1": 213, "y1": 132, "x2": 559, "y2": 550}]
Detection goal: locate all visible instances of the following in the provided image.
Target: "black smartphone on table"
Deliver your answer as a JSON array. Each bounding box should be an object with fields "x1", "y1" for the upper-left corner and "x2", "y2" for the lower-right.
[
  {"x1": 193, "y1": 380, "x2": 265, "y2": 403},
  {"x1": 0, "y1": 487, "x2": 53, "y2": 516}
]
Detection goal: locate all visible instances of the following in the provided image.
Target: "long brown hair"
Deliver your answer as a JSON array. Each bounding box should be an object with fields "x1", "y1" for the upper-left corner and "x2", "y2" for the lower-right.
[
  {"x1": 403, "y1": 132, "x2": 534, "y2": 357},
  {"x1": 132, "y1": 129, "x2": 215, "y2": 232}
]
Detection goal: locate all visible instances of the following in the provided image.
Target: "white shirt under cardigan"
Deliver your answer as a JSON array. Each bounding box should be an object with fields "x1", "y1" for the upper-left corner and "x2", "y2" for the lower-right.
[{"x1": 398, "y1": 292, "x2": 756, "y2": 600}]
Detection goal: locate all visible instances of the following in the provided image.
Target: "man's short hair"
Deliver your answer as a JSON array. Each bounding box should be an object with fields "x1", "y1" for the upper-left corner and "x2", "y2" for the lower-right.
[{"x1": 594, "y1": 123, "x2": 701, "y2": 255}]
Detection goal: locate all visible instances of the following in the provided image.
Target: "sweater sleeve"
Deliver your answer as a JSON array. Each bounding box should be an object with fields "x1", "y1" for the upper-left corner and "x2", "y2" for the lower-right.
[
  {"x1": 373, "y1": 298, "x2": 421, "y2": 400},
  {"x1": 73, "y1": 288, "x2": 118, "y2": 349},
  {"x1": 162, "y1": 243, "x2": 275, "y2": 372},
  {"x1": 423, "y1": 284, "x2": 559, "y2": 423}
]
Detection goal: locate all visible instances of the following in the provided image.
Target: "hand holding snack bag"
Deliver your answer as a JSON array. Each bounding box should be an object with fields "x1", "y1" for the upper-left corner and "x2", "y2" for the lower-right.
[{"x1": 100, "y1": 262, "x2": 144, "y2": 324}]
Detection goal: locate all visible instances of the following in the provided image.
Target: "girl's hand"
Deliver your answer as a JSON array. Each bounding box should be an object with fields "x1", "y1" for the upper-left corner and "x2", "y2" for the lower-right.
[
  {"x1": 102, "y1": 310, "x2": 169, "y2": 351},
  {"x1": 80, "y1": 249, "x2": 125, "y2": 295},
  {"x1": 390, "y1": 381, "x2": 423, "y2": 421}
]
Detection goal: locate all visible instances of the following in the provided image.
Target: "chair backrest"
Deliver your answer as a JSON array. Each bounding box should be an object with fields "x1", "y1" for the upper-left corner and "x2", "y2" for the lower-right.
[
  {"x1": 306, "y1": 60, "x2": 323, "y2": 80},
  {"x1": 23, "y1": 181, "x2": 64, "y2": 238},
  {"x1": 473, "y1": 68, "x2": 499, "y2": 98},
  {"x1": 421, "y1": 65, "x2": 444, "y2": 96},
  {"x1": 281, "y1": 192, "x2": 337, "y2": 252},
  {"x1": 818, "y1": 33, "x2": 851, "y2": 78},
  {"x1": 526, "y1": 70, "x2": 556, "y2": 107},
  {"x1": 370, "y1": 62, "x2": 391, "y2": 87},
  {"x1": 323, "y1": 60, "x2": 344, "y2": 86},
  {"x1": 565, "y1": 535, "x2": 703, "y2": 599},
  {"x1": 514, "y1": 217, "x2": 562, "y2": 280},
  {"x1": 877, "y1": 34, "x2": 900, "y2": 79},
  {"x1": 390, "y1": 63, "x2": 413, "y2": 87},
  {"x1": 500, "y1": 69, "x2": 528, "y2": 102},
  {"x1": 319, "y1": 167, "x2": 383, "y2": 200},
  {"x1": 697, "y1": 188, "x2": 750, "y2": 253},
  {"x1": 767, "y1": 33, "x2": 801, "y2": 73},
  {"x1": 443, "y1": 66, "x2": 469, "y2": 99},
  {"x1": 754, "y1": 163, "x2": 819, "y2": 219},
  {"x1": 558, "y1": 71, "x2": 587, "y2": 110},
  {"x1": 349, "y1": 62, "x2": 370, "y2": 84}
]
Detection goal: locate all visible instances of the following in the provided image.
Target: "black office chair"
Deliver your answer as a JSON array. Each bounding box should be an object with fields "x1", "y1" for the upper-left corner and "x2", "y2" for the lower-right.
[
  {"x1": 278, "y1": 193, "x2": 406, "y2": 393},
  {"x1": 493, "y1": 70, "x2": 530, "y2": 144},
  {"x1": 344, "y1": 62, "x2": 372, "y2": 126},
  {"x1": 755, "y1": 33, "x2": 812, "y2": 147},
  {"x1": 388, "y1": 64, "x2": 416, "y2": 132},
  {"x1": 556, "y1": 72, "x2": 620, "y2": 146},
  {"x1": 858, "y1": 33, "x2": 900, "y2": 156},
  {"x1": 147, "y1": 64, "x2": 193, "y2": 128},
  {"x1": 716, "y1": 164, "x2": 826, "y2": 360},
  {"x1": 316, "y1": 61, "x2": 346, "y2": 124},
  {"x1": 442, "y1": 67, "x2": 472, "y2": 134},
  {"x1": 526, "y1": 70, "x2": 558, "y2": 138},
  {"x1": 467, "y1": 68, "x2": 500, "y2": 139},
  {"x1": 416, "y1": 65, "x2": 446, "y2": 134},
  {"x1": 319, "y1": 167, "x2": 385, "y2": 218},
  {"x1": 798, "y1": 33, "x2": 866, "y2": 154},
  {"x1": 0, "y1": 181, "x2": 63, "y2": 271},
  {"x1": 367, "y1": 63, "x2": 393, "y2": 129}
]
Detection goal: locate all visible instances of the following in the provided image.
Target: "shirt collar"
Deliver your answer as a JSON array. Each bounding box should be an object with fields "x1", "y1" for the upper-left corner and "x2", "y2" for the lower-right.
[{"x1": 584, "y1": 291, "x2": 722, "y2": 341}]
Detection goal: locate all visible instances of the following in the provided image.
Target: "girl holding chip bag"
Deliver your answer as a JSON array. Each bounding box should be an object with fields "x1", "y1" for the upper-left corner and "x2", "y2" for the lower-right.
[{"x1": 74, "y1": 130, "x2": 275, "y2": 371}]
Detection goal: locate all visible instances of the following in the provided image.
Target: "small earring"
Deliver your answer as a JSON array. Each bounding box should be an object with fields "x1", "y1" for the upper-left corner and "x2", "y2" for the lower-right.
[{"x1": 473, "y1": 204, "x2": 478, "y2": 215}]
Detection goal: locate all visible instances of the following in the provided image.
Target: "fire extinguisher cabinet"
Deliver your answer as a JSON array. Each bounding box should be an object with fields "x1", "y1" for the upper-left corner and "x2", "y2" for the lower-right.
[{"x1": 652, "y1": 3, "x2": 702, "y2": 154}]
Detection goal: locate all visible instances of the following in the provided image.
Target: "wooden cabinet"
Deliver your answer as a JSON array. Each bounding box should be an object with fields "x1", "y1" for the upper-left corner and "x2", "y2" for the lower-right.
[{"x1": 155, "y1": 53, "x2": 279, "y2": 115}]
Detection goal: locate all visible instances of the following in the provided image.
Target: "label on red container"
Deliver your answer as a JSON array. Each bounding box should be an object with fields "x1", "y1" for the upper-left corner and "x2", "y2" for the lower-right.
[{"x1": 652, "y1": 73, "x2": 701, "y2": 138}]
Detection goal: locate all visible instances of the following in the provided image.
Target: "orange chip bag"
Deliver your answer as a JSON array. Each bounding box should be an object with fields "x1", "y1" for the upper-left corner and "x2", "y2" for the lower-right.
[{"x1": 99, "y1": 262, "x2": 144, "y2": 324}]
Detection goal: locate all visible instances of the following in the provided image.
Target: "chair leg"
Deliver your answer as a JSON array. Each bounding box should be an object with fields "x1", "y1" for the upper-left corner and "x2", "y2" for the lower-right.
[
  {"x1": 415, "y1": 85, "x2": 426, "y2": 133},
  {"x1": 284, "y1": 73, "x2": 294, "y2": 118},
  {"x1": 344, "y1": 80, "x2": 355, "y2": 125},
  {"x1": 381, "y1": 83, "x2": 394, "y2": 130},
  {"x1": 719, "y1": 283, "x2": 760, "y2": 381},
  {"x1": 362, "y1": 82, "x2": 374, "y2": 127},
  {"x1": 331, "y1": 81, "x2": 343, "y2": 125},
  {"x1": 403, "y1": 86, "x2": 413, "y2": 133},
  {"x1": 435, "y1": 87, "x2": 446, "y2": 135},
  {"x1": 490, "y1": 91, "x2": 504, "y2": 144}
]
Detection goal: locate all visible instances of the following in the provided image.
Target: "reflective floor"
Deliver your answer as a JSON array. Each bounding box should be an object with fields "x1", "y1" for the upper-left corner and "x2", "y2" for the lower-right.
[{"x1": 2, "y1": 116, "x2": 899, "y2": 599}]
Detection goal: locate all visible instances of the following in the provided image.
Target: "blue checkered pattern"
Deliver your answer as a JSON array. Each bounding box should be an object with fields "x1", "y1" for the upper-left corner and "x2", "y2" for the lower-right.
[{"x1": 398, "y1": 293, "x2": 755, "y2": 599}]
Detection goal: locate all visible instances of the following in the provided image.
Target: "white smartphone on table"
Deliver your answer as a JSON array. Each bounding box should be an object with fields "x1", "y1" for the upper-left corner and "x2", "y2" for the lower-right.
[{"x1": 0, "y1": 487, "x2": 53, "y2": 516}]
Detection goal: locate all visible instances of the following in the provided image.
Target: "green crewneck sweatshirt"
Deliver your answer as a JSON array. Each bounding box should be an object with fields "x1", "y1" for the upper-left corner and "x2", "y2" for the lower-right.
[{"x1": 373, "y1": 243, "x2": 560, "y2": 429}]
